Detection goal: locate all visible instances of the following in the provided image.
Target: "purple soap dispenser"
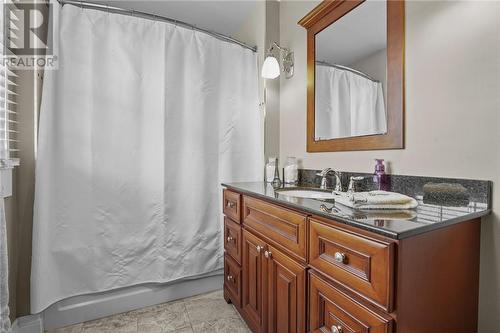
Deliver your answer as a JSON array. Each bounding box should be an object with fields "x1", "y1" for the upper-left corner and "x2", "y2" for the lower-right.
[{"x1": 373, "y1": 159, "x2": 389, "y2": 191}]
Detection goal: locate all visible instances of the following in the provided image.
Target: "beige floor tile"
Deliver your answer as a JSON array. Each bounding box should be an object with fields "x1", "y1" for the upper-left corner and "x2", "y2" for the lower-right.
[
  {"x1": 184, "y1": 291, "x2": 239, "y2": 325},
  {"x1": 135, "y1": 301, "x2": 191, "y2": 333},
  {"x1": 48, "y1": 289, "x2": 245, "y2": 333},
  {"x1": 81, "y1": 313, "x2": 137, "y2": 333},
  {"x1": 191, "y1": 318, "x2": 251, "y2": 333}
]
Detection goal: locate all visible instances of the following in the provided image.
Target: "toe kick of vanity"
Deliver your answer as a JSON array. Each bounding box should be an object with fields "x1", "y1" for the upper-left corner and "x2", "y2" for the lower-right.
[{"x1": 222, "y1": 188, "x2": 483, "y2": 333}]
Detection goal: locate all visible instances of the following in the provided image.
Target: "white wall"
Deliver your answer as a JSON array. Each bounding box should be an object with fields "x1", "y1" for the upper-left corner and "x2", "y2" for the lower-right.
[
  {"x1": 279, "y1": 1, "x2": 500, "y2": 331},
  {"x1": 235, "y1": 0, "x2": 281, "y2": 163}
]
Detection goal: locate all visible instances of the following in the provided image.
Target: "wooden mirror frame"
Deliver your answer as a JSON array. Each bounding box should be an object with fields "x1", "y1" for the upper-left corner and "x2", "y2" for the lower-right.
[{"x1": 298, "y1": 0, "x2": 405, "y2": 152}]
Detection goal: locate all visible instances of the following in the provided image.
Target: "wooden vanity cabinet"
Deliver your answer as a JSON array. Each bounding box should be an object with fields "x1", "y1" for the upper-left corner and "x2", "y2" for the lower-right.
[{"x1": 223, "y1": 189, "x2": 482, "y2": 333}]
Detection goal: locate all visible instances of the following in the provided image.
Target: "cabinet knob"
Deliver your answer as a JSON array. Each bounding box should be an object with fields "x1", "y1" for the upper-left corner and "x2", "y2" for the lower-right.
[
  {"x1": 334, "y1": 252, "x2": 346, "y2": 264},
  {"x1": 227, "y1": 275, "x2": 233, "y2": 282},
  {"x1": 264, "y1": 251, "x2": 272, "y2": 259},
  {"x1": 227, "y1": 236, "x2": 234, "y2": 243},
  {"x1": 331, "y1": 325, "x2": 343, "y2": 333},
  {"x1": 256, "y1": 245, "x2": 263, "y2": 253},
  {"x1": 226, "y1": 201, "x2": 236, "y2": 208}
]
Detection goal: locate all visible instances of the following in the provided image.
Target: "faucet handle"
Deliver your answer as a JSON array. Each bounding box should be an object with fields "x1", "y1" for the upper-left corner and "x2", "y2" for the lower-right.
[{"x1": 348, "y1": 176, "x2": 365, "y2": 193}]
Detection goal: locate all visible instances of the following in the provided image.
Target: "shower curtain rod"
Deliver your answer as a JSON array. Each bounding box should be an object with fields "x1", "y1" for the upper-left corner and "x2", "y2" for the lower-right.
[
  {"x1": 56, "y1": 0, "x2": 258, "y2": 52},
  {"x1": 316, "y1": 60, "x2": 379, "y2": 82}
]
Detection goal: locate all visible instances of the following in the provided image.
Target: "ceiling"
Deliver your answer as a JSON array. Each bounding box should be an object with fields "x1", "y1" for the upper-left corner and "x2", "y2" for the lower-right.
[
  {"x1": 84, "y1": 0, "x2": 259, "y2": 38},
  {"x1": 315, "y1": 0, "x2": 387, "y2": 65}
]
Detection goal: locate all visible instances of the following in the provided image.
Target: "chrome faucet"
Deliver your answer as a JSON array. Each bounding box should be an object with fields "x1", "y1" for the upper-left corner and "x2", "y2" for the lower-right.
[{"x1": 316, "y1": 168, "x2": 342, "y2": 191}]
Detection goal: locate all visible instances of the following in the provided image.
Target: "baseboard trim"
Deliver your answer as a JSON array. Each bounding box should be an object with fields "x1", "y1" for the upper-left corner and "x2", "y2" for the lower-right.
[{"x1": 42, "y1": 271, "x2": 223, "y2": 331}]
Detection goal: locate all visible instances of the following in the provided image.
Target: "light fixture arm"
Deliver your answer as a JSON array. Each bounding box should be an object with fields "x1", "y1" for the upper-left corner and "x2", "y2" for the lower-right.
[
  {"x1": 269, "y1": 41, "x2": 287, "y2": 53},
  {"x1": 266, "y1": 42, "x2": 294, "y2": 79}
]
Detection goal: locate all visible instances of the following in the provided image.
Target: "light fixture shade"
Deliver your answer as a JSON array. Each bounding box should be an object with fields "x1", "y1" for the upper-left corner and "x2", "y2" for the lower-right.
[{"x1": 261, "y1": 56, "x2": 280, "y2": 79}]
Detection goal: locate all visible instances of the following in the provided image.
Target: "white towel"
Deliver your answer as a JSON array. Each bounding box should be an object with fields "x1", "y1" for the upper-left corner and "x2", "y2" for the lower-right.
[{"x1": 334, "y1": 191, "x2": 418, "y2": 210}]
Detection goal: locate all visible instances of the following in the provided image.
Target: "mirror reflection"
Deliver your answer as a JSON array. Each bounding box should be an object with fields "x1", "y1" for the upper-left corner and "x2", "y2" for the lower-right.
[{"x1": 315, "y1": 1, "x2": 387, "y2": 140}]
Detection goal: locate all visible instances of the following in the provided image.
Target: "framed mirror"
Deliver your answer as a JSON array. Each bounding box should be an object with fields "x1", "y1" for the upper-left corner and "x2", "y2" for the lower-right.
[{"x1": 299, "y1": 0, "x2": 405, "y2": 152}]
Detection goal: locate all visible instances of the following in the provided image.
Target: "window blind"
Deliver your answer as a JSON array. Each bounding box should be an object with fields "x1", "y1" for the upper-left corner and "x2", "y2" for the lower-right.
[{"x1": 0, "y1": 0, "x2": 19, "y2": 165}]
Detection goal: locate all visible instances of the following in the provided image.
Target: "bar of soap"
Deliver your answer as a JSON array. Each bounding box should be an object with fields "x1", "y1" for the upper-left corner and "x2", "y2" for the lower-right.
[{"x1": 423, "y1": 183, "x2": 470, "y2": 207}]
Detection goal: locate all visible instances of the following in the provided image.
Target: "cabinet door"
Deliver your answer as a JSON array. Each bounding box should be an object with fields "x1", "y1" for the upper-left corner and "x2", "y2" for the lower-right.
[
  {"x1": 266, "y1": 245, "x2": 306, "y2": 333},
  {"x1": 242, "y1": 230, "x2": 267, "y2": 333}
]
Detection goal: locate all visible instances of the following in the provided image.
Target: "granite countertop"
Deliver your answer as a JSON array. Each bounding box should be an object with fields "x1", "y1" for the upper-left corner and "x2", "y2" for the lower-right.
[{"x1": 222, "y1": 177, "x2": 491, "y2": 239}]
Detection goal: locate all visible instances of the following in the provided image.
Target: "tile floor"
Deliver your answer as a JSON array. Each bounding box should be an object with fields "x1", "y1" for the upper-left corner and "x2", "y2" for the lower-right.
[{"x1": 46, "y1": 290, "x2": 251, "y2": 333}]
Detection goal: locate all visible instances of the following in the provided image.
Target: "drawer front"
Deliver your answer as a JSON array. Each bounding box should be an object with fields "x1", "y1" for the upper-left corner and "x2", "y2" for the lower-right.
[
  {"x1": 309, "y1": 218, "x2": 394, "y2": 311},
  {"x1": 223, "y1": 189, "x2": 241, "y2": 223},
  {"x1": 224, "y1": 217, "x2": 242, "y2": 264},
  {"x1": 309, "y1": 271, "x2": 393, "y2": 333},
  {"x1": 243, "y1": 195, "x2": 307, "y2": 261},
  {"x1": 224, "y1": 254, "x2": 242, "y2": 308}
]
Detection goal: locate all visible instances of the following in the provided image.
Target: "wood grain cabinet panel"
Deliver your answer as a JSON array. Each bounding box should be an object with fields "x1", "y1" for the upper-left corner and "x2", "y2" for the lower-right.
[
  {"x1": 242, "y1": 230, "x2": 267, "y2": 333},
  {"x1": 309, "y1": 218, "x2": 394, "y2": 311},
  {"x1": 223, "y1": 189, "x2": 241, "y2": 223},
  {"x1": 224, "y1": 254, "x2": 242, "y2": 308},
  {"x1": 267, "y1": 245, "x2": 306, "y2": 333},
  {"x1": 224, "y1": 217, "x2": 242, "y2": 264},
  {"x1": 243, "y1": 196, "x2": 307, "y2": 261},
  {"x1": 309, "y1": 271, "x2": 393, "y2": 333}
]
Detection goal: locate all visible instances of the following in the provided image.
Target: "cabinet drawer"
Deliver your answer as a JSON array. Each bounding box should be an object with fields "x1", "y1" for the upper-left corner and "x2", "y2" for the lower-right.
[
  {"x1": 224, "y1": 217, "x2": 242, "y2": 264},
  {"x1": 243, "y1": 195, "x2": 307, "y2": 261},
  {"x1": 309, "y1": 218, "x2": 394, "y2": 311},
  {"x1": 223, "y1": 189, "x2": 241, "y2": 223},
  {"x1": 224, "y1": 254, "x2": 242, "y2": 308},
  {"x1": 309, "y1": 271, "x2": 393, "y2": 333}
]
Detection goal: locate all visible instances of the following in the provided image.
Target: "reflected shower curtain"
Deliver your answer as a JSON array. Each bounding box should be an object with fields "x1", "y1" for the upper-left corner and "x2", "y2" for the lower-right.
[
  {"x1": 31, "y1": 4, "x2": 263, "y2": 313},
  {"x1": 315, "y1": 64, "x2": 386, "y2": 139}
]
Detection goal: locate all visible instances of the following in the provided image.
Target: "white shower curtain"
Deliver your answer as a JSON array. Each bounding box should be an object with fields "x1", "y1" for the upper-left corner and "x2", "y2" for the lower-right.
[
  {"x1": 0, "y1": 199, "x2": 11, "y2": 332},
  {"x1": 315, "y1": 64, "x2": 386, "y2": 140},
  {"x1": 31, "y1": 4, "x2": 263, "y2": 313}
]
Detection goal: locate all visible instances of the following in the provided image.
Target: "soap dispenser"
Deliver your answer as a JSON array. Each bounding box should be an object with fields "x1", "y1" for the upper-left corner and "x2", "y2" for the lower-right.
[
  {"x1": 284, "y1": 157, "x2": 298, "y2": 185},
  {"x1": 373, "y1": 159, "x2": 388, "y2": 191},
  {"x1": 265, "y1": 157, "x2": 276, "y2": 183}
]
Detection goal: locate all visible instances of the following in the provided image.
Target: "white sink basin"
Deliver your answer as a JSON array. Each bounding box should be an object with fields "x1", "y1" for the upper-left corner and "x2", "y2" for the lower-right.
[{"x1": 276, "y1": 189, "x2": 335, "y2": 200}]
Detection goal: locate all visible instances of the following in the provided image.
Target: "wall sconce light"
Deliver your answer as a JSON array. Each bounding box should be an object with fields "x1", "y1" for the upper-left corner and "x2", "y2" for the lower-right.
[{"x1": 261, "y1": 42, "x2": 294, "y2": 79}]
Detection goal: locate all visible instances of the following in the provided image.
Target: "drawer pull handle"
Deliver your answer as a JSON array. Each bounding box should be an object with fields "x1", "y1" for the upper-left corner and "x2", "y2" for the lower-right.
[
  {"x1": 264, "y1": 250, "x2": 272, "y2": 259},
  {"x1": 256, "y1": 245, "x2": 263, "y2": 253},
  {"x1": 334, "y1": 252, "x2": 346, "y2": 264},
  {"x1": 227, "y1": 236, "x2": 234, "y2": 243},
  {"x1": 226, "y1": 201, "x2": 236, "y2": 208},
  {"x1": 331, "y1": 325, "x2": 343, "y2": 333},
  {"x1": 227, "y1": 275, "x2": 234, "y2": 282}
]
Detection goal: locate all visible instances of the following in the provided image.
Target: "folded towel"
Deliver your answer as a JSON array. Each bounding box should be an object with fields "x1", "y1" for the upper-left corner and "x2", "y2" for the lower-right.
[{"x1": 334, "y1": 191, "x2": 418, "y2": 210}]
